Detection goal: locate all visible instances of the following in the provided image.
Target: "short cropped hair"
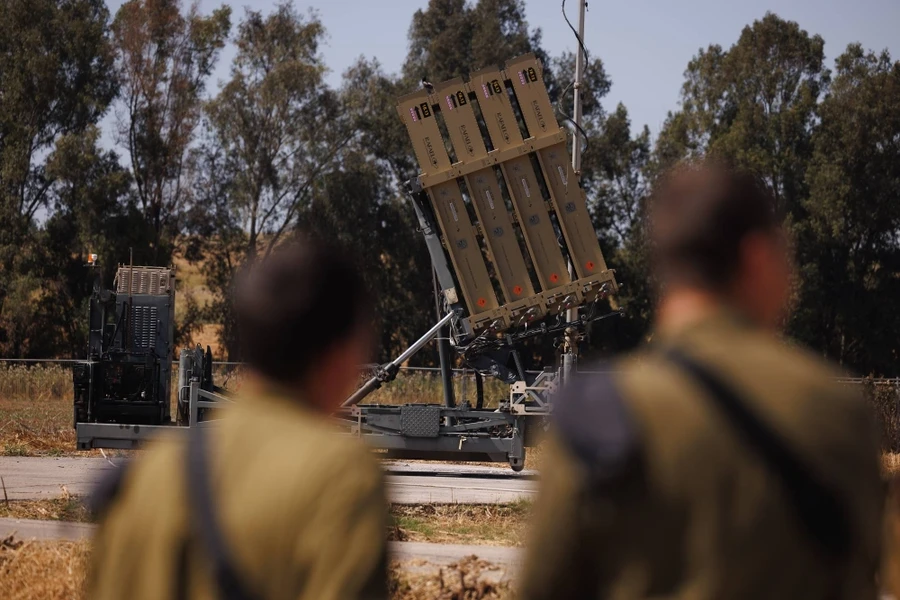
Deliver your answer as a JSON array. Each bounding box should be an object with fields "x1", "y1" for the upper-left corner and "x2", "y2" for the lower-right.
[
  {"x1": 233, "y1": 234, "x2": 372, "y2": 384},
  {"x1": 649, "y1": 161, "x2": 780, "y2": 291}
]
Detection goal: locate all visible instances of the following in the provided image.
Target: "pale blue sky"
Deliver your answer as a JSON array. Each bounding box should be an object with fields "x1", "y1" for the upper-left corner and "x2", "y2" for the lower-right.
[{"x1": 108, "y1": 0, "x2": 900, "y2": 137}]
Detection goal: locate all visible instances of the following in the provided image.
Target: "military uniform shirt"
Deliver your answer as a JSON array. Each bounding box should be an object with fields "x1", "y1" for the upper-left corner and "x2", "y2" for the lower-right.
[
  {"x1": 521, "y1": 312, "x2": 884, "y2": 600},
  {"x1": 89, "y1": 388, "x2": 388, "y2": 600}
]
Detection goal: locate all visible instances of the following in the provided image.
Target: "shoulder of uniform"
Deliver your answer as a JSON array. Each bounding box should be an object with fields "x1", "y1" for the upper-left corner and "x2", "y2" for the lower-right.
[
  {"x1": 304, "y1": 432, "x2": 385, "y2": 491},
  {"x1": 553, "y1": 368, "x2": 640, "y2": 482},
  {"x1": 774, "y1": 337, "x2": 850, "y2": 378},
  {"x1": 759, "y1": 336, "x2": 864, "y2": 401}
]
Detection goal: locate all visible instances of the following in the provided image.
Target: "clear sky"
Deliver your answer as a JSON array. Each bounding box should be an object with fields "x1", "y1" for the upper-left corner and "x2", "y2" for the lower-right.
[{"x1": 108, "y1": 0, "x2": 900, "y2": 137}]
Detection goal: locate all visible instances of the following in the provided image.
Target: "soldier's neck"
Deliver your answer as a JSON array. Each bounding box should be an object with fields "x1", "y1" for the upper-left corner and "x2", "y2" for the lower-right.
[{"x1": 656, "y1": 288, "x2": 731, "y2": 334}]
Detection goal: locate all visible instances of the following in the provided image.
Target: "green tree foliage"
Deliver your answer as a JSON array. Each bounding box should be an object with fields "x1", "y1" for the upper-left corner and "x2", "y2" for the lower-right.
[
  {"x1": 187, "y1": 4, "x2": 344, "y2": 359},
  {"x1": 337, "y1": 0, "x2": 558, "y2": 363},
  {"x1": 112, "y1": 0, "x2": 231, "y2": 263},
  {"x1": 404, "y1": 0, "x2": 543, "y2": 85},
  {"x1": 798, "y1": 45, "x2": 900, "y2": 374},
  {"x1": 656, "y1": 12, "x2": 829, "y2": 216},
  {"x1": 0, "y1": 2, "x2": 894, "y2": 379},
  {"x1": 588, "y1": 105, "x2": 653, "y2": 347},
  {"x1": 0, "y1": 0, "x2": 117, "y2": 356},
  {"x1": 551, "y1": 51, "x2": 652, "y2": 348},
  {"x1": 303, "y1": 148, "x2": 437, "y2": 362},
  {"x1": 35, "y1": 127, "x2": 137, "y2": 356},
  {"x1": 655, "y1": 13, "x2": 899, "y2": 374}
]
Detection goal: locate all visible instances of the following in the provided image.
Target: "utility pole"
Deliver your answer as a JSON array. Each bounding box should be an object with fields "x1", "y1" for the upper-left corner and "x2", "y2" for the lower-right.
[
  {"x1": 563, "y1": 0, "x2": 587, "y2": 382},
  {"x1": 571, "y1": 0, "x2": 587, "y2": 179}
]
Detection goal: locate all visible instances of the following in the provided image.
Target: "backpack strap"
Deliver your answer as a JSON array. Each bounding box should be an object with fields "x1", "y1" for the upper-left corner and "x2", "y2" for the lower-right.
[
  {"x1": 665, "y1": 347, "x2": 851, "y2": 562},
  {"x1": 554, "y1": 370, "x2": 639, "y2": 482},
  {"x1": 88, "y1": 460, "x2": 131, "y2": 519},
  {"x1": 186, "y1": 426, "x2": 258, "y2": 600}
]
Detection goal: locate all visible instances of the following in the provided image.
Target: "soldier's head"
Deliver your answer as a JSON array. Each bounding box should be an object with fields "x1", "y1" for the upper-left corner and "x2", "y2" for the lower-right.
[
  {"x1": 649, "y1": 161, "x2": 791, "y2": 328},
  {"x1": 234, "y1": 234, "x2": 373, "y2": 410}
]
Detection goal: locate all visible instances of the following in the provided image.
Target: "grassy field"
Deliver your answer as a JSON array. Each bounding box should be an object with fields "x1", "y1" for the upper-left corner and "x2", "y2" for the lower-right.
[
  {"x1": 391, "y1": 501, "x2": 531, "y2": 547},
  {"x1": 0, "y1": 364, "x2": 510, "y2": 456},
  {"x1": 0, "y1": 365, "x2": 77, "y2": 456}
]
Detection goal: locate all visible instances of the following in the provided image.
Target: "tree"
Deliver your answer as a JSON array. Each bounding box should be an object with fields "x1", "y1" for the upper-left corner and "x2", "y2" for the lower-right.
[
  {"x1": 588, "y1": 105, "x2": 653, "y2": 348},
  {"x1": 799, "y1": 45, "x2": 900, "y2": 375},
  {"x1": 189, "y1": 4, "x2": 345, "y2": 359},
  {"x1": 404, "y1": 0, "x2": 543, "y2": 84},
  {"x1": 550, "y1": 51, "x2": 653, "y2": 350},
  {"x1": 303, "y1": 148, "x2": 437, "y2": 362},
  {"x1": 32, "y1": 127, "x2": 137, "y2": 357},
  {"x1": 0, "y1": 0, "x2": 117, "y2": 355},
  {"x1": 112, "y1": 0, "x2": 230, "y2": 263},
  {"x1": 655, "y1": 13, "x2": 829, "y2": 216}
]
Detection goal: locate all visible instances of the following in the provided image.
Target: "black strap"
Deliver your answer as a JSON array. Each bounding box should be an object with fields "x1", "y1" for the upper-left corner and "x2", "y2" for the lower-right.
[
  {"x1": 554, "y1": 370, "x2": 638, "y2": 483},
  {"x1": 187, "y1": 426, "x2": 258, "y2": 600},
  {"x1": 665, "y1": 348, "x2": 851, "y2": 562},
  {"x1": 88, "y1": 460, "x2": 131, "y2": 519}
]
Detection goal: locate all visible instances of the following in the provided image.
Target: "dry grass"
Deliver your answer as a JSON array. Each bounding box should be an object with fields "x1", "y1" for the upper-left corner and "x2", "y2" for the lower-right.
[
  {"x1": 389, "y1": 502, "x2": 531, "y2": 547},
  {"x1": 0, "y1": 537, "x2": 90, "y2": 600},
  {"x1": 390, "y1": 555, "x2": 515, "y2": 599},
  {"x1": 172, "y1": 254, "x2": 218, "y2": 356},
  {"x1": 0, "y1": 364, "x2": 77, "y2": 456},
  {"x1": 884, "y1": 454, "x2": 900, "y2": 477},
  {"x1": 191, "y1": 323, "x2": 223, "y2": 357},
  {"x1": 363, "y1": 370, "x2": 509, "y2": 409},
  {"x1": 0, "y1": 496, "x2": 529, "y2": 548},
  {"x1": 0, "y1": 493, "x2": 90, "y2": 524},
  {"x1": 0, "y1": 365, "x2": 513, "y2": 456},
  {"x1": 0, "y1": 364, "x2": 71, "y2": 404},
  {"x1": 0, "y1": 364, "x2": 508, "y2": 407},
  {"x1": 0, "y1": 537, "x2": 513, "y2": 600}
]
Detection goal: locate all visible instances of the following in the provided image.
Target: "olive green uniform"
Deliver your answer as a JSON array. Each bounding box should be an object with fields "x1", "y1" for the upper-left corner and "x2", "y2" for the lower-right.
[
  {"x1": 89, "y1": 390, "x2": 388, "y2": 600},
  {"x1": 521, "y1": 313, "x2": 883, "y2": 600}
]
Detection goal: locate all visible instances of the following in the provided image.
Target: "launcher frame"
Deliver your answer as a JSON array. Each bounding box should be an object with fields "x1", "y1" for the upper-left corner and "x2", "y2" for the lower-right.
[{"x1": 336, "y1": 53, "x2": 619, "y2": 470}]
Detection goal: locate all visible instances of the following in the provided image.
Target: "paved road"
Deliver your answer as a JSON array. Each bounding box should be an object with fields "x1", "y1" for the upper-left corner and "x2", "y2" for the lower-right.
[
  {"x1": 0, "y1": 457, "x2": 537, "y2": 504},
  {"x1": 0, "y1": 517, "x2": 524, "y2": 570}
]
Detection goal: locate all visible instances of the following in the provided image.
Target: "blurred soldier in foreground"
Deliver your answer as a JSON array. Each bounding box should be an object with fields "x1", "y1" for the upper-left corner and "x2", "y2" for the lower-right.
[
  {"x1": 521, "y1": 163, "x2": 884, "y2": 599},
  {"x1": 89, "y1": 236, "x2": 387, "y2": 599}
]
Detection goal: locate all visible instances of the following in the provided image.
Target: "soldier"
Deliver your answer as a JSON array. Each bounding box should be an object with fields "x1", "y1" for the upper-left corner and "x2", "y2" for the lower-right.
[
  {"x1": 521, "y1": 163, "x2": 884, "y2": 599},
  {"x1": 89, "y1": 235, "x2": 387, "y2": 600}
]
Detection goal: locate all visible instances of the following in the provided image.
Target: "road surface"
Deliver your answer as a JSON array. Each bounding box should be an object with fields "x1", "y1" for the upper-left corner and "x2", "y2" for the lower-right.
[
  {"x1": 0, "y1": 517, "x2": 524, "y2": 571},
  {"x1": 0, "y1": 457, "x2": 537, "y2": 504}
]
